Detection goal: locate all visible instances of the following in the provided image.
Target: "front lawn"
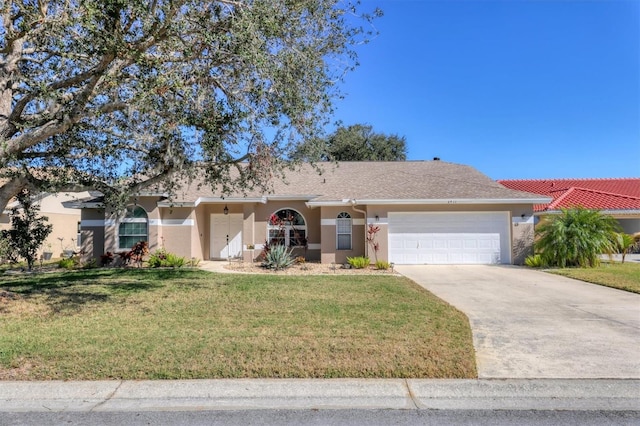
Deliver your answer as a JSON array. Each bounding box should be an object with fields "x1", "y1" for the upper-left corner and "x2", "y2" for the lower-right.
[
  {"x1": 547, "y1": 261, "x2": 640, "y2": 294},
  {"x1": 0, "y1": 269, "x2": 476, "y2": 380}
]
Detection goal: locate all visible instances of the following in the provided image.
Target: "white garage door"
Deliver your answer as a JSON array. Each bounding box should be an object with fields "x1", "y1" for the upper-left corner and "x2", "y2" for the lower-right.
[{"x1": 388, "y1": 212, "x2": 510, "y2": 265}]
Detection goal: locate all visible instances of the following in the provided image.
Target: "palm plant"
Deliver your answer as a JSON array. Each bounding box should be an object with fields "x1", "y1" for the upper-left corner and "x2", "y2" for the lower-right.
[
  {"x1": 611, "y1": 233, "x2": 637, "y2": 264},
  {"x1": 535, "y1": 208, "x2": 620, "y2": 268}
]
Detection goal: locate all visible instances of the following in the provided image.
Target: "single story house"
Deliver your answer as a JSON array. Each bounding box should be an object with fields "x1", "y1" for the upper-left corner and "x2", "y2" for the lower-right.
[
  {"x1": 498, "y1": 178, "x2": 640, "y2": 235},
  {"x1": 72, "y1": 161, "x2": 550, "y2": 265},
  {"x1": 1, "y1": 191, "x2": 94, "y2": 258}
]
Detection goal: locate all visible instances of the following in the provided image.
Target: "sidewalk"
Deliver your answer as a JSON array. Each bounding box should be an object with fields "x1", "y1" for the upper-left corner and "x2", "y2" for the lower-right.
[{"x1": 1, "y1": 379, "x2": 638, "y2": 412}]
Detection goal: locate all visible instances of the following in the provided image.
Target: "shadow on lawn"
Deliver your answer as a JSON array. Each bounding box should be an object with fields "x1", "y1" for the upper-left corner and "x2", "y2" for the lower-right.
[{"x1": 0, "y1": 268, "x2": 203, "y2": 314}]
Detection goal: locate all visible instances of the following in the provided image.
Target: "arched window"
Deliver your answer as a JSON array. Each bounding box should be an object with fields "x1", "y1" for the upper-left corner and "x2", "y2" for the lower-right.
[
  {"x1": 119, "y1": 206, "x2": 148, "y2": 249},
  {"x1": 268, "y1": 209, "x2": 307, "y2": 247},
  {"x1": 336, "y1": 212, "x2": 352, "y2": 250}
]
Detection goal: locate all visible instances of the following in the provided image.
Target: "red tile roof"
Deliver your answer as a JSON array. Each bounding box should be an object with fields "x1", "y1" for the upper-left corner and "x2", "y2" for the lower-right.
[{"x1": 498, "y1": 178, "x2": 640, "y2": 212}]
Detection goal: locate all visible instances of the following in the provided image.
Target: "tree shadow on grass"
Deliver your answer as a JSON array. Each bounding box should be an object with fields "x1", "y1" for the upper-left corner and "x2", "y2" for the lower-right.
[{"x1": 0, "y1": 269, "x2": 177, "y2": 314}]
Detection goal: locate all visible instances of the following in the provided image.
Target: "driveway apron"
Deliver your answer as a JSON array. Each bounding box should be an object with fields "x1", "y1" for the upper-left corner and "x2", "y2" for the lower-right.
[{"x1": 396, "y1": 265, "x2": 640, "y2": 379}]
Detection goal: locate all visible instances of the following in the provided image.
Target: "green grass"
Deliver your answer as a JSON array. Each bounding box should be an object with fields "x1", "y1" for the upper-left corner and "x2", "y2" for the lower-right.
[
  {"x1": 547, "y1": 261, "x2": 640, "y2": 294},
  {"x1": 0, "y1": 269, "x2": 476, "y2": 380}
]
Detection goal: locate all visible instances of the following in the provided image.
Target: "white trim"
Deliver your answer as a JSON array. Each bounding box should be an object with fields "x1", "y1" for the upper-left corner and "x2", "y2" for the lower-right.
[
  {"x1": 307, "y1": 197, "x2": 550, "y2": 208},
  {"x1": 368, "y1": 218, "x2": 388, "y2": 225},
  {"x1": 149, "y1": 219, "x2": 194, "y2": 226},
  {"x1": 321, "y1": 218, "x2": 365, "y2": 226},
  {"x1": 354, "y1": 198, "x2": 552, "y2": 205},
  {"x1": 266, "y1": 195, "x2": 318, "y2": 201},
  {"x1": 104, "y1": 219, "x2": 116, "y2": 226},
  {"x1": 80, "y1": 219, "x2": 105, "y2": 227},
  {"x1": 193, "y1": 197, "x2": 267, "y2": 207},
  {"x1": 308, "y1": 243, "x2": 321, "y2": 250},
  {"x1": 511, "y1": 215, "x2": 534, "y2": 224},
  {"x1": 306, "y1": 201, "x2": 351, "y2": 208}
]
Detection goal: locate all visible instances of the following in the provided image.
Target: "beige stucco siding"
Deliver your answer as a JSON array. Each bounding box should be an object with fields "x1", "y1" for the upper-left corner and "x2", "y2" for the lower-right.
[
  {"x1": 320, "y1": 206, "x2": 367, "y2": 264},
  {"x1": 253, "y1": 201, "x2": 321, "y2": 261},
  {"x1": 158, "y1": 207, "x2": 193, "y2": 258}
]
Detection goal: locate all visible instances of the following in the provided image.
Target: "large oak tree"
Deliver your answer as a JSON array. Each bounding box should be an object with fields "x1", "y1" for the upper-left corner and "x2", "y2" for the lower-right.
[{"x1": 0, "y1": 0, "x2": 379, "y2": 211}]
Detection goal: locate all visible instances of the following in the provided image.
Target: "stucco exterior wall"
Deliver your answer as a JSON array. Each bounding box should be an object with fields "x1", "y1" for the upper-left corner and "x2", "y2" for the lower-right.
[
  {"x1": 253, "y1": 201, "x2": 321, "y2": 261},
  {"x1": 158, "y1": 207, "x2": 193, "y2": 259},
  {"x1": 320, "y1": 205, "x2": 367, "y2": 264}
]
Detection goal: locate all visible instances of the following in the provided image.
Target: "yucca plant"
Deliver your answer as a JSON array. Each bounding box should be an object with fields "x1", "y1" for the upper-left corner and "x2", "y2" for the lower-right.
[
  {"x1": 535, "y1": 207, "x2": 620, "y2": 268},
  {"x1": 261, "y1": 244, "x2": 295, "y2": 270}
]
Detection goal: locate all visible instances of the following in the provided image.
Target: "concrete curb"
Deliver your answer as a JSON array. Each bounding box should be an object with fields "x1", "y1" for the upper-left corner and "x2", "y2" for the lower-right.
[{"x1": 1, "y1": 379, "x2": 638, "y2": 412}]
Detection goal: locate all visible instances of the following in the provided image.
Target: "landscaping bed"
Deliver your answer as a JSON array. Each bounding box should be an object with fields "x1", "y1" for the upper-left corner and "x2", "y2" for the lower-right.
[{"x1": 0, "y1": 269, "x2": 477, "y2": 380}]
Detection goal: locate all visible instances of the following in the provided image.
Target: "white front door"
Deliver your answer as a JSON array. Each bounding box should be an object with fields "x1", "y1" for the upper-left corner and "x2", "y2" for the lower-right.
[{"x1": 210, "y1": 214, "x2": 243, "y2": 259}]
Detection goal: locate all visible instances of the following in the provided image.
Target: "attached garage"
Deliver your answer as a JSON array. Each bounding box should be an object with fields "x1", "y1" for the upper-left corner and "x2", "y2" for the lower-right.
[{"x1": 388, "y1": 212, "x2": 511, "y2": 265}]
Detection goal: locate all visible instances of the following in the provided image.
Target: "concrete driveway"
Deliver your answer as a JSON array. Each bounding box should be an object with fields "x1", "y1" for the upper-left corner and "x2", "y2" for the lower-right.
[{"x1": 396, "y1": 265, "x2": 640, "y2": 379}]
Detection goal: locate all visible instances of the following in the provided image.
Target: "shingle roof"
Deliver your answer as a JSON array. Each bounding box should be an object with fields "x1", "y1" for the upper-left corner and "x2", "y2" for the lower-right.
[
  {"x1": 498, "y1": 178, "x2": 640, "y2": 212},
  {"x1": 168, "y1": 161, "x2": 547, "y2": 204}
]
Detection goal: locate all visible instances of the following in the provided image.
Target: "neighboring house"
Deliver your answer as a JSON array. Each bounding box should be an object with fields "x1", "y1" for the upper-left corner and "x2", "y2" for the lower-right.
[
  {"x1": 71, "y1": 161, "x2": 549, "y2": 265},
  {"x1": 498, "y1": 178, "x2": 640, "y2": 235},
  {"x1": 1, "y1": 191, "x2": 94, "y2": 258}
]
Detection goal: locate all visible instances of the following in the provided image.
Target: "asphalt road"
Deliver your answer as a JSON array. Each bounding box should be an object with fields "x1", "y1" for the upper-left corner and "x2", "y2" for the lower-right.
[{"x1": 3, "y1": 409, "x2": 640, "y2": 426}]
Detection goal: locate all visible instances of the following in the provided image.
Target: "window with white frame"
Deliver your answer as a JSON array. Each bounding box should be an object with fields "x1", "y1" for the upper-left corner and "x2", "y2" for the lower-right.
[
  {"x1": 118, "y1": 206, "x2": 148, "y2": 249},
  {"x1": 268, "y1": 209, "x2": 307, "y2": 247},
  {"x1": 336, "y1": 212, "x2": 352, "y2": 250}
]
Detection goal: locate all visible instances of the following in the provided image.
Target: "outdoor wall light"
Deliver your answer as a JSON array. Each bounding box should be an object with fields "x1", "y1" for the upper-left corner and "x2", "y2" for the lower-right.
[{"x1": 223, "y1": 205, "x2": 229, "y2": 215}]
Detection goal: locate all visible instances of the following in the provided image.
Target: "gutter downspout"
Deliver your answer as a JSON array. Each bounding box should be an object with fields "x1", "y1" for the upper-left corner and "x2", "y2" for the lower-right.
[{"x1": 350, "y1": 199, "x2": 368, "y2": 259}]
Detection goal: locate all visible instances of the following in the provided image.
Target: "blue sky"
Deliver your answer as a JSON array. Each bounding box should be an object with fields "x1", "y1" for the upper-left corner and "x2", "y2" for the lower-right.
[{"x1": 333, "y1": 0, "x2": 639, "y2": 179}]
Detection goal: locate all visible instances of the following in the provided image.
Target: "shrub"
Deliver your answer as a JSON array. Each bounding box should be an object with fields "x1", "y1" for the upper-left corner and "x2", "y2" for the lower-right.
[
  {"x1": 261, "y1": 244, "x2": 295, "y2": 270},
  {"x1": 535, "y1": 208, "x2": 620, "y2": 268},
  {"x1": 347, "y1": 256, "x2": 370, "y2": 269},
  {"x1": 58, "y1": 258, "x2": 75, "y2": 270},
  {"x1": 375, "y1": 260, "x2": 390, "y2": 270},
  {"x1": 2, "y1": 189, "x2": 52, "y2": 270},
  {"x1": 295, "y1": 256, "x2": 306, "y2": 264},
  {"x1": 101, "y1": 252, "x2": 114, "y2": 266},
  {"x1": 524, "y1": 254, "x2": 544, "y2": 268},
  {"x1": 148, "y1": 249, "x2": 186, "y2": 268}
]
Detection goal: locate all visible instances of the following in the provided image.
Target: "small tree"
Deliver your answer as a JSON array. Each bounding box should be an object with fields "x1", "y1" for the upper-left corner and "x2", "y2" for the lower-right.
[
  {"x1": 535, "y1": 207, "x2": 620, "y2": 268},
  {"x1": 3, "y1": 190, "x2": 53, "y2": 270},
  {"x1": 611, "y1": 233, "x2": 637, "y2": 264}
]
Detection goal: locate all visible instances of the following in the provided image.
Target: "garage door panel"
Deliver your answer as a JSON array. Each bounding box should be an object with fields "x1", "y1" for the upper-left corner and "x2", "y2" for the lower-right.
[{"x1": 388, "y1": 212, "x2": 510, "y2": 265}]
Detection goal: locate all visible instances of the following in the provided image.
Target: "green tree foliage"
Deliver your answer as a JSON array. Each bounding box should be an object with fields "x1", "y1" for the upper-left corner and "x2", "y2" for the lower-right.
[
  {"x1": 0, "y1": 1, "x2": 380, "y2": 211},
  {"x1": 1, "y1": 189, "x2": 53, "y2": 270},
  {"x1": 535, "y1": 208, "x2": 620, "y2": 268},
  {"x1": 611, "y1": 232, "x2": 637, "y2": 264},
  {"x1": 294, "y1": 124, "x2": 407, "y2": 161}
]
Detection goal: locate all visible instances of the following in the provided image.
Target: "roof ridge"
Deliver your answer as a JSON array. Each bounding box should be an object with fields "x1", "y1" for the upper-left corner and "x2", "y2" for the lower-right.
[
  {"x1": 562, "y1": 186, "x2": 640, "y2": 200},
  {"x1": 547, "y1": 187, "x2": 576, "y2": 210}
]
